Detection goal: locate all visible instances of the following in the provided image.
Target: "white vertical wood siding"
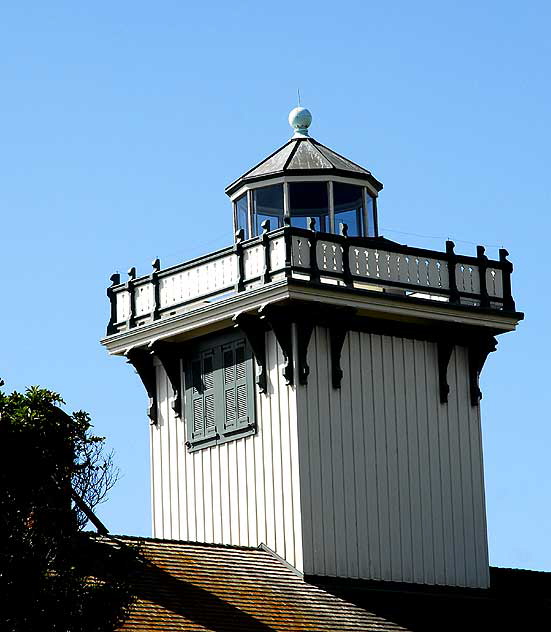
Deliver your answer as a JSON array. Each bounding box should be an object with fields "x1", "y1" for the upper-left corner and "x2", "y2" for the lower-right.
[
  {"x1": 150, "y1": 331, "x2": 304, "y2": 572},
  {"x1": 296, "y1": 327, "x2": 489, "y2": 588}
]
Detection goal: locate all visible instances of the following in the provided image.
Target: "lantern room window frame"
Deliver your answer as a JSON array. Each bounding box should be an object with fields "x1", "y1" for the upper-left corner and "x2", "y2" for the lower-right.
[{"x1": 231, "y1": 175, "x2": 379, "y2": 240}]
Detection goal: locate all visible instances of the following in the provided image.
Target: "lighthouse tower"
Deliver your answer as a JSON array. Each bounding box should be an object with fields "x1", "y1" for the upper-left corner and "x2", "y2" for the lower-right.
[{"x1": 102, "y1": 108, "x2": 521, "y2": 589}]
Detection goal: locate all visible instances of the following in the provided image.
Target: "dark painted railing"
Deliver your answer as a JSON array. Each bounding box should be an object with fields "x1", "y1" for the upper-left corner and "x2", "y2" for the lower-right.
[{"x1": 106, "y1": 221, "x2": 516, "y2": 335}]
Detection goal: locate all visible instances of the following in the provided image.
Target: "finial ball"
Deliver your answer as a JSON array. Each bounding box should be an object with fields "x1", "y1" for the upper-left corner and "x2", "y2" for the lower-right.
[{"x1": 288, "y1": 106, "x2": 312, "y2": 133}]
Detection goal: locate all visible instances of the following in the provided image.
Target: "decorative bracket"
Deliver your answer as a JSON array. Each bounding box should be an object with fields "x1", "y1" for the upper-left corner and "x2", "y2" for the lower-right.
[
  {"x1": 151, "y1": 341, "x2": 182, "y2": 417},
  {"x1": 329, "y1": 326, "x2": 348, "y2": 389},
  {"x1": 234, "y1": 312, "x2": 268, "y2": 393},
  {"x1": 126, "y1": 347, "x2": 157, "y2": 424},
  {"x1": 437, "y1": 341, "x2": 454, "y2": 404},
  {"x1": 468, "y1": 336, "x2": 498, "y2": 406},
  {"x1": 296, "y1": 319, "x2": 315, "y2": 385},
  {"x1": 260, "y1": 305, "x2": 294, "y2": 386}
]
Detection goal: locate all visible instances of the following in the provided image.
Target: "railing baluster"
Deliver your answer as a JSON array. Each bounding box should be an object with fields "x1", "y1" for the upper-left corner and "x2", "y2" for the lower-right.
[
  {"x1": 477, "y1": 246, "x2": 490, "y2": 308},
  {"x1": 339, "y1": 223, "x2": 353, "y2": 287},
  {"x1": 499, "y1": 248, "x2": 516, "y2": 311},
  {"x1": 261, "y1": 220, "x2": 271, "y2": 284},
  {"x1": 283, "y1": 216, "x2": 292, "y2": 279},
  {"x1": 446, "y1": 240, "x2": 460, "y2": 304},
  {"x1": 106, "y1": 273, "x2": 121, "y2": 335},
  {"x1": 234, "y1": 229, "x2": 245, "y2": 292},
  {"x1": 127, "y1": 267, "x2": 136, "y2": 329},
  {"x1": 151, "y1": 258, "x2": 161, "y2": 321},
  {"x1": 308, "y1": 217, "x2": 320, "y2": 284}
]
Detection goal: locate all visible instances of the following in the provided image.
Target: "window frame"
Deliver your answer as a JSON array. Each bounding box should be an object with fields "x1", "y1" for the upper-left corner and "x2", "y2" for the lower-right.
[
  {"x1": 230, "y1": 176, "x2": 379, "y2": 238},
  {"x1": 184, "y1": 331, "x2": 256, "y2": 452}
]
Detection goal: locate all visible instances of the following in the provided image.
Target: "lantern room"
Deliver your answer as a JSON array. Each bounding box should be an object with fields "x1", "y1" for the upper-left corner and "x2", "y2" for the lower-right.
[{"x1": 225, "y1": 107, "x2": 383, "y2": 240}]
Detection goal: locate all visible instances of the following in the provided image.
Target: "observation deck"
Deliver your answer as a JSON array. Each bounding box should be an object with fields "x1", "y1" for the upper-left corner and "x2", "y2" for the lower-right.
[{"x1": 102, "y1": 223, "x2": 521, "y2": 355}]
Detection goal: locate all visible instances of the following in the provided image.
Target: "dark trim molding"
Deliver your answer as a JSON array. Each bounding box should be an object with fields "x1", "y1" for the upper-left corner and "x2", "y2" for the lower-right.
[
  {"x1": 126, "y1": 347, "x2": 157, "y2": 424},
  {"x1": 437, "y1": 341, "x2": 454, "y2": 404},
  {"x1": 151, "y1": 341, "x2": 182, "y2": 417},
  {"x1": 234, "y1": 312, "x2": 268, "y2": 393},
  {"x1": 296, "y1": 319, "x2": 315, "y2": 385},
  {"x1": 261, "y1": 305, "x2": 294, "y2": 385},
  {"x1": 468, "y1": 337, "x2": 498, "y2": 406},
  {"x1": 329, "y1": 326, "x2": 348, "y2": 389}
]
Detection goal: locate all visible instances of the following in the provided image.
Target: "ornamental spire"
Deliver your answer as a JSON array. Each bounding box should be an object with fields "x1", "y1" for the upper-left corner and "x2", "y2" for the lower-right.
[{"x1": 288, "y1": 106, "x2": 312, "y2": 139}]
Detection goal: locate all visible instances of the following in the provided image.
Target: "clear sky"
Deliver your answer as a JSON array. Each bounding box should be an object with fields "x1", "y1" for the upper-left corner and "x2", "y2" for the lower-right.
[{"x1": 1, "y1": 1, "x2": 550, "y2": 571}]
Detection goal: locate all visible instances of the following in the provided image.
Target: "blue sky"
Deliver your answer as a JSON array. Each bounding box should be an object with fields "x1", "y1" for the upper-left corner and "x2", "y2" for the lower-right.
[{"x1": 1, "y1": 1, "x2": 550, "y2": 571}]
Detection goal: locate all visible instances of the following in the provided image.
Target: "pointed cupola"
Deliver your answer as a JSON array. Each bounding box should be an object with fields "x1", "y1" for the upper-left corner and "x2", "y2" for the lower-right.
[{"x1": 226, "y1": 108, "x2": 383, "y2": 240}]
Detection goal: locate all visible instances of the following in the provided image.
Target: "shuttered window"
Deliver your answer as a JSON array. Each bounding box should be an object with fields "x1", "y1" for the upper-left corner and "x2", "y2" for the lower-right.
[{"x1": 185, "y1": 334, "x2": 255, "y2": 451}]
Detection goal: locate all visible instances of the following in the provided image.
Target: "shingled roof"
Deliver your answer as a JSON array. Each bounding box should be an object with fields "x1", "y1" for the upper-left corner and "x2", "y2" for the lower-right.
[
  {"x1": 88, "y1": 535, "x2": 551, "y2": 632},
  {"x1": 225, "y1": 137, "x2": 384, "y2": 196},
  {"x1": 108, "y1": 536, "x2": 408, "y2": 631}
]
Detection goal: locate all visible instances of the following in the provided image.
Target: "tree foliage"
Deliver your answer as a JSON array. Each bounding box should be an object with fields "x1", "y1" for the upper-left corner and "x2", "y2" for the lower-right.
[{"x1": 0, "y1": 384, "x2": 133, "y2": 631}]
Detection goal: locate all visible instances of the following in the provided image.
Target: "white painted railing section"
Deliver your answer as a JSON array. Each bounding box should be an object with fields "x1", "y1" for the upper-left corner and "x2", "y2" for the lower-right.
[
  {"x1": 135, "y1": 283, "x2": 154, "y2": 317},
  {"x1": 291, "y1": 235, "x2": 311, "y2": 268},
  {"x1": 486, "y1": 267, "x2": 504, "y2": 298},
  {"x1": 116, "y1": 290, "x2": 130, "y2": 323},
  {"x1": 317, "y1": 240, "x2": 343, "y2": 273},
  {"x1": 243, "y1": 244, "x2": 264, "y2": 281},
  {"x1": 455, "y1": 263, "x2": 480, "y2": 295},
  {"x1": 269, "y1": 236, "x2": 285, "y2": 271},
  {"x1": 160, "y1": 253, "x2": 237, "y2": 309},
  {"x1": 350, "y1": 247, "x2": 450, "y2": 290}
]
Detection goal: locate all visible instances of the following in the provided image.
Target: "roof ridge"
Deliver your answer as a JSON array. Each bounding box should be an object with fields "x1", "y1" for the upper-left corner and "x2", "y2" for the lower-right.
[
  {"x1": 282, "y1": 137, "x2": 301, "y2": 170},
  {"x1": 313, "y1": 139, "x2": 372, "y2": 175},
  {"x1": 225, "y1": 140, "x2": 294, "y2": 192},
  {"x1": 91, "y1": 533, "x2": 261, "y2": 551}
]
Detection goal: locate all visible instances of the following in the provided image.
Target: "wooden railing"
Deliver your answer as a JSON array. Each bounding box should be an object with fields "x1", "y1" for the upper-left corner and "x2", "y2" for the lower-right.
[{"x1": 106, "y1": 222, "x2": 516, "y2": 335}]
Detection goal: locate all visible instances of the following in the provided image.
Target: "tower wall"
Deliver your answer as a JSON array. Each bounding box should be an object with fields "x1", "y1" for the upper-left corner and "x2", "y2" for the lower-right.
[
  {"x1": 296, "y1": 326, "x2": 490, "y2": 588},
  {"x1": 150, "y1": 330, "x2": 304, "y2": 571}
]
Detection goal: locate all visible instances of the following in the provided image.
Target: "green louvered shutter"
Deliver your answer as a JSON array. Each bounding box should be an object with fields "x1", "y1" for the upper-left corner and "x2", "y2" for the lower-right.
[
  {"x1": 186, "y1": 348, "x2": 217, "y2": 448},
  {"x1": 221, "y1": 339, "x2": 253, "y2": 437}
]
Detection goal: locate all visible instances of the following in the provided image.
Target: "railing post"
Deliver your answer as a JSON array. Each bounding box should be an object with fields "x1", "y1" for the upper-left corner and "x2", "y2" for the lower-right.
[
  {"x1": 477, "y1": 246, "x2": 490, "y2": 308},
  {"x1": 150, "y1": 258, "x2": 161, "y2": 321},
  {"x1": 283, "y1": 216, "x2": 293, "y2": 279},
  {"x1": 127, "y1": 267, "x2": 136, "y2": 329},
  {"x1": 499, "y1": 248, "x2": 516, "y2": 311},
  {"x1": 446, "y1": 240, "x2": 460, "y2": 305},
  {"x1": 234, "y1": 229, "x2": 245, "y2": 292},
  {"x1": 261, "y1": 220, "x2": 271, "y2": 285},
  {"x1": 339, "y1": 222, "x2": 353, "y2": 287},
  {"x1": 308, "y1": 217, "x2": 320, "y2": 284},
  {"x1": 106, "y1": 273, "x2": 121, "y2": 335}
]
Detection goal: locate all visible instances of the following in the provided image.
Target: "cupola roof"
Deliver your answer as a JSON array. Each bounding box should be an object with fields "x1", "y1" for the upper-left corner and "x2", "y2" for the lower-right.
[{"x1": 225, "y1": 108, "x2": 383, "y2": 197}]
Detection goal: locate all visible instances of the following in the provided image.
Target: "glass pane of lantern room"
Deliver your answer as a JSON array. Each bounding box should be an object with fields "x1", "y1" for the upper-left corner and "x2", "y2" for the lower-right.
[
  {"x1": 333, "y1": 183, "x2": 364, "y2": 237},
  {"x1": 235, "y1": 194, "x2": 249, "y2": 240},
  {"x1": 366, "y1": 193, "x2": 377, "y2": 237},
  {"x1": 289, "y1": 182, "x2": 329, "y2": 231},
  {"x1": 253, "y1": 184, "x2": 284, "y2": 236}
]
